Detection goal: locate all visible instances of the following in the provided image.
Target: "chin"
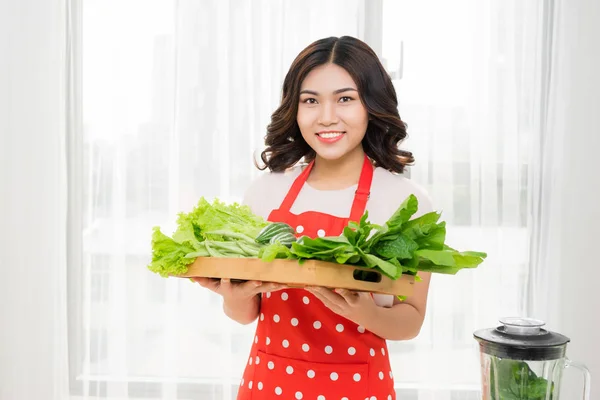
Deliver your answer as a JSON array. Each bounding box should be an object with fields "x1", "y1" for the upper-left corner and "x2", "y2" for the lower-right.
[{"x1": 313, "y1": 150, "x2": 347, "y2": 161}]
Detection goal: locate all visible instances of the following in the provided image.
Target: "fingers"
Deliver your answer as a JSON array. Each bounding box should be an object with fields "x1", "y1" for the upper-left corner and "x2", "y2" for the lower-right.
[
  {"x1": 192, "y1": 277, "x2": 287, "y2": 298},
  {"x1": 192, "y1": 277, "x2": 221, "y2": 292},
  {"x1": 307, "y1": 287, "x2": 345, "y2": 307},
  {"x1": 263, "y1": 282, "x2": 288, "y2": 292},
  {"x1": 334, "y1": 288, "x2": 360, "y2": 304},
  {"x1": 306, "y1": 287, "x2": 346, "y2": 314}
]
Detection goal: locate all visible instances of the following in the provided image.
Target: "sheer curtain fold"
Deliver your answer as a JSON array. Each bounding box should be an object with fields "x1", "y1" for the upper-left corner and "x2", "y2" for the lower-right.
[{"x1": 0, "y1": 1, "x2": 70, "y2": 399}]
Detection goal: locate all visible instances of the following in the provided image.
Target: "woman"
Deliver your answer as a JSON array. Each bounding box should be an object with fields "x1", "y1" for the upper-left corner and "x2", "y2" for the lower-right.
[{"x1": 195, "y1": 36, "x2": 433, "y2": 400}]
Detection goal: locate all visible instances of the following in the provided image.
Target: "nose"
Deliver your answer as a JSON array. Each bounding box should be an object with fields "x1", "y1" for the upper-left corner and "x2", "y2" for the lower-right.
[{"x1": 318, "y1": 102, "x2": 338, "y2": 126}]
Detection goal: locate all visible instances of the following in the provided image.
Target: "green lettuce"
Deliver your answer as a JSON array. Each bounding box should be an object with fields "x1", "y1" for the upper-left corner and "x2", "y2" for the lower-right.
[{"x1": 148, "y1": 197, "x2": 268, "y2": 277}]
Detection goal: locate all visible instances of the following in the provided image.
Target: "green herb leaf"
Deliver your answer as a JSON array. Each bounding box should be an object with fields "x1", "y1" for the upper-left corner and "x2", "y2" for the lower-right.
[
  {"x1": 372, "y1": 234, "x2": 419, "y2": 260},
  {"x1": 386, "y1": 194, "x2": 419, "y2": 229}
]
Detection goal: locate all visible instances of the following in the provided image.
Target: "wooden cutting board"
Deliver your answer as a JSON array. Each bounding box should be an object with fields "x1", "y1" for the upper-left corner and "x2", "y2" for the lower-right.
[{"x1": 173, "y1": 257, "x2": 415, "y2": 296}]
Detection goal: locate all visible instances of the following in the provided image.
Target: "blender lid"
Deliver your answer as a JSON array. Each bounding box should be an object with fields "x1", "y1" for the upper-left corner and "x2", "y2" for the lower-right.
[{"x1": 473, "y1": 317, "x2": 571, "y2": 360}]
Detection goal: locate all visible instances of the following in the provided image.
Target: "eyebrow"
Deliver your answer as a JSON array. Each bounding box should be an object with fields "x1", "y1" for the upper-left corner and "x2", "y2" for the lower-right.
[{"x1": 299, "y1": 87, "x2": 358, "y2": 96}]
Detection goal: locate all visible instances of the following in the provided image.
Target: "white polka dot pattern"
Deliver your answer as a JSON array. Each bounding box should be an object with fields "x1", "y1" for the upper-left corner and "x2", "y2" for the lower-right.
[{"x1": 238, "y1": 199, "x2": 398, "y2": 399}]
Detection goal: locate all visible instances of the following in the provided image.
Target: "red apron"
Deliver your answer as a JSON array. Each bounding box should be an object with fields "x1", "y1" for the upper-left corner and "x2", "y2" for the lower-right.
[{"x1": 237, "y1": 155, "x2": 396, "y2": 400}]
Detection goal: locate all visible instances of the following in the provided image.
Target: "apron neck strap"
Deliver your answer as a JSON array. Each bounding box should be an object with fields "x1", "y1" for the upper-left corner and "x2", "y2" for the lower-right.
[
  {"x1": 349, "y1": 154, "x2": 373, "y2": 223},
  {"x1": 278, "y1": 154, "x2": 373, "y2": 223}
]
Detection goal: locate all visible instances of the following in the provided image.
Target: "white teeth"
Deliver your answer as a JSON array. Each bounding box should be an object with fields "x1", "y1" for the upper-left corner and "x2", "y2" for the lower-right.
[{"x1": 319, "y1": 132, "x2": 343, "y2": 139}]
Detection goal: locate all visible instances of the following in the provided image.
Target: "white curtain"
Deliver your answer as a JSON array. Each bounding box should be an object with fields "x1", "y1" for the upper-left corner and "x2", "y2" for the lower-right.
[
  {"x1": 378, "y1": 0, "x2": 545, "y2": 397},
  {"x1": 0, "y1": 0, "x2": 70, "y2": 399}
]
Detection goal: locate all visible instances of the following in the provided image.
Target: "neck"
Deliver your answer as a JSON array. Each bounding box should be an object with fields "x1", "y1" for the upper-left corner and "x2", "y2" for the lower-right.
[{"x1": 307, "y1": 146, "x2": 366, "y2": 190}]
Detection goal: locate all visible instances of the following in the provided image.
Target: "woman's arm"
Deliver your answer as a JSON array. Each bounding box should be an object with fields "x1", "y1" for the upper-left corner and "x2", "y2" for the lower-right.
[
  {"x1": 306, "y1": 271, "x2": 432, "y2": 340},
  {"x1": 223, "y1": 291, "x2": 261, "y2": 325},
  {"x1": 360, "y1": 271, "x2": 432, "y2": 340},
  {"x1": 193, "y1": 278, "x2": 284, "y2": 325}
]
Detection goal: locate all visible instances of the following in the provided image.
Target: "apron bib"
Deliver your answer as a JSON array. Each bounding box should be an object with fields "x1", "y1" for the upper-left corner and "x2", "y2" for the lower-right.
[{"x1": 237, "y1": 155, "x2": 396, "y2": 400}]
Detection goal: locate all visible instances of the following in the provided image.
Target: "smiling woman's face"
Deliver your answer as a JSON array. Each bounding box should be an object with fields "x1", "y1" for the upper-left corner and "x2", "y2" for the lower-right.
[{"x1": 297, "y1": 63, "x2": 369, "y2": 162}]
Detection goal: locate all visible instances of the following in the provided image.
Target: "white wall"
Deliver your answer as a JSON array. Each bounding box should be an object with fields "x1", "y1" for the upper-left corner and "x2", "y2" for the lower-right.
[{"x1": 554, "y1": 0, "x2": 600, "y2": 397}]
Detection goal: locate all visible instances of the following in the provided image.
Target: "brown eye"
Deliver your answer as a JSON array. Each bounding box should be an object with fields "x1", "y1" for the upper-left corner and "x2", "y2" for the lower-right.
[
  {"x1": 339, "y1": 96, "x2": 353, "y2": 103},
  {"x1": 302, "y1": 98, "x2": 317, "y2": 104}
]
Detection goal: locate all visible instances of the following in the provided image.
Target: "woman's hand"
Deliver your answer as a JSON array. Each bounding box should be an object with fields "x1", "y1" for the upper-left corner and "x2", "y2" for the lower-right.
[
  {"x1": 305, "y1": 286, "x2": 376, "y2": 325},
  {"x1": 192, "y1": 278, "x2": 285, "y2": 301},
  {"x1": 306, "y1": 271, "x2": 432, "y2": 341},
  {"x1": 192, "y1": 278, "x2": 286, "y2": 325}
]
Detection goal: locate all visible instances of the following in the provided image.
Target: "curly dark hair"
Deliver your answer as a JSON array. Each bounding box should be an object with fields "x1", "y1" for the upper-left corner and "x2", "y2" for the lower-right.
[{"x1": 257, "y1": 36, "x2": 414, "y2": 173}]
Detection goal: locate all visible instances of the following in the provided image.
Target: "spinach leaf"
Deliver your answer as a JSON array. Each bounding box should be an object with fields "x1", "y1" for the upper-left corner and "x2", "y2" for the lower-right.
[
  {"x1": 386, "y1": 194, "x2": 419, "y2": 229},
  {"x1": 401, "y1": 211, "x2": 442, "y2": 239},
  {"x1": 359, "y1": 252, "x2": 402, "y2": 279},
  {"x1": 372, "y1": 234, "x2": 419, "y2": 260}
]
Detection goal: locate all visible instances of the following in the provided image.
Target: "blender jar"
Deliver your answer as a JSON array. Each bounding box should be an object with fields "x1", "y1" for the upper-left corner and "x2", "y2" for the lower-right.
[{"x1": 473, "y1": 317, "x2": 591, "y2": 399}]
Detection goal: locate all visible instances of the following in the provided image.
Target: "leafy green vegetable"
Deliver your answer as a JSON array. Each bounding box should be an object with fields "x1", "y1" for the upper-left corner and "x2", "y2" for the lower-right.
[
  {"x1": 173, "y1": 197, "x2": 267, "y2": 244},
  {"x1": 148, "y1": 197, "x2": 269, "y2": 276},
  {"x1": 490, "y1": 358, "x2": 554, "y2": 399},
  {"x1": 258, "y1": 194, "x2": 487, "y2": 281},
  {"x1": 148, "y1": 227, "x2": 199, "y2": 277},
  {"x1": 149, "y1": 194, "x2": 488, "y2": 285}
]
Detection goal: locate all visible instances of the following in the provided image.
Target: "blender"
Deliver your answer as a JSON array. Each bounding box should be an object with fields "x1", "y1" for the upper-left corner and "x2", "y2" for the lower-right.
[{"x1": 473, "y1": 317, "x2": 591, "y2": 399}]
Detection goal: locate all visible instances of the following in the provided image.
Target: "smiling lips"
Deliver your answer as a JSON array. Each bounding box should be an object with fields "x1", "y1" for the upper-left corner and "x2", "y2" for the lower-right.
[{"x1": 316, "y1": 131, "x2": 345, "y2": 143}]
